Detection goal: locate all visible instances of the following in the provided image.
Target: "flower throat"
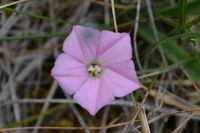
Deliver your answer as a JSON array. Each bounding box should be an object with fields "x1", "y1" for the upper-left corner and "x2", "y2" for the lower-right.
[{"x1": 87, "y1": 62, "x2": 103, "y2": 78}]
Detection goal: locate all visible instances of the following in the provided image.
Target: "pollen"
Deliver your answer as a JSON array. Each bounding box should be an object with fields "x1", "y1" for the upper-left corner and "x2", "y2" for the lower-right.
[{"x1": 87, "y1": 62, "x2": 103, "y2": 78}]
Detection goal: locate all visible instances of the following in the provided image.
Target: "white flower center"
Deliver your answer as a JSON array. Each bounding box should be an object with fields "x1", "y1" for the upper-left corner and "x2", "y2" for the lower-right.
[
  {"x1": 88, "y1": 65, "x2": 102, "y2": 74},
  {"x1": 87, "y1": 62, "x2": 103, "y2": 78}
]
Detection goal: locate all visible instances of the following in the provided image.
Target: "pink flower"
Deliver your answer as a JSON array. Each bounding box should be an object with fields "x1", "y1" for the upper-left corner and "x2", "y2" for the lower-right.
[{"x1": 51, "y1": 25, "x2": 141, "y2": 116}]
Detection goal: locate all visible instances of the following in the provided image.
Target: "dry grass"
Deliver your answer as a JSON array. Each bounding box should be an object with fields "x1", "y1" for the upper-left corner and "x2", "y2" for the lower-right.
[{"x1": 0, "y1": 0, "x2": 200, "y2": 133}]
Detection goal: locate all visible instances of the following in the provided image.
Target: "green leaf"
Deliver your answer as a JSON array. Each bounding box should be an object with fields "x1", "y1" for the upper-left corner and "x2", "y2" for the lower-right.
[{"x1": 139, "y1": 23, "x2": 200, "y2": 85}]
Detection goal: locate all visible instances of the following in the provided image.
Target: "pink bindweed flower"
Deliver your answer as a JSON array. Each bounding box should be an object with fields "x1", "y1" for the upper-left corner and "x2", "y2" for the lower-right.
[{"x1": 51, "y1": 25, "x2": 141, "y2": 116}]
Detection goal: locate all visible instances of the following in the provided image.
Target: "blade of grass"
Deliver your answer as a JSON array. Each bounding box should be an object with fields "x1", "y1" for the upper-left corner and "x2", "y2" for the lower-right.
[
  {"x1": 138, "y1": 107, "x2": 151, "y2": 133},
  {"x1": 142, "y1": 88, "x2": 200, "y2": 111},
  {"x1": 137, "y1": 54, "x2": 200, "y2": 75},
  {"x1": 160, "y1": 0, "x2": 200, "y2": 16},
  {"x1": 178, "y1": 0, "x2": 187, "y2": 26},
  {"x1": 152, "y1": 32, "x2": 200, "y2": 52},
  {"x1": 3, "y1": 104, "x2": 66, "y2": 128},
  {"x1": 0, "y1": 0, "x2": 33, "y2": 9},
  {"x1": 170, "y1": 16, "x2": 200, "y2": 35},
  {"x1": 0, "y1": 32, "x2": 69, "y2": 41},
  {"x1": 1, "y1": 108, "x2": 200, "y2": 132},
  {"x1": 171, "y1": 112, "x2": 196, "y2": 133},
  {"x1": 3, "y1": 7, "x2": 79, "y2": 25},
  {"x1": 153, "y1": 7, "x2": 178, "y2": 27},
  {"x1": 139, "y1": 23, "x2": 200, "y2": 85},
  {"x1": 111, "y1": 0, "x2": 118, "y2": 32}
]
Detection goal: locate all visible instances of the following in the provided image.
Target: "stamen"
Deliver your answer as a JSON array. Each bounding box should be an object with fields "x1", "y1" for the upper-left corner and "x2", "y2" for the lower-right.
[{"x1": 87, "y1": 62, "x2": 103, "y2": 78}]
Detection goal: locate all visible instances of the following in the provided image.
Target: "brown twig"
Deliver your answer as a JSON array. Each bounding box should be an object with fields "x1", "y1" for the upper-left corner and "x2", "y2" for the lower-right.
[{"x1": 1, "y1": 108, "x2": 200, "y2": 132}]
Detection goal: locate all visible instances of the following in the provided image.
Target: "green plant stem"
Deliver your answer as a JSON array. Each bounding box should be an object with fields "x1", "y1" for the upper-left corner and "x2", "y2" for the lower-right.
[
  {"x1": 139, "y1": 23, "x2": 200, "y2": 85},
  {"x1": 178, "y1": 0, "x2": 187, "y2": 26},
  {"x1": 0, "y1": 32, "x2": 69, "y2": 41},
  {"x1": 152, "y1": 32, "x2": 200, "y2": 52},
  {"x1": 3, "y1": 104, "x2": 66, "y2": 128},
  {"x1": 153, "y1": 7, "x2": 178, "y2": 27},
  {"x1": 4, "y1": 7, "x2": 78, "y2": 25}
]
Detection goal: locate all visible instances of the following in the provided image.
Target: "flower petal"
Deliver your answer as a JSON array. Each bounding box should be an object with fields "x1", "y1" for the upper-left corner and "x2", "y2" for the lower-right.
[
  {"x1": 51, "y1": 53, "x2": 85, "y2": 77},
  {"x1": 97, "y1": 30, "x2": 127, "y2": 56},
  {"x1": 96, "y1": 80, "x2": 115, "y2": 113},
  {"x1": 102, "y1": 69, "x2": 140, "y2": 97},
  {"x1": 105, "y1": 60, "x2": 141, "y2": 84},
  {"x1": 63, "y1": 27, "x2": 85, "y2": 63},
  {"x1": 63, "y1": 25, "x2": 100, "y2": 62},
  {"x1": 98, "y1": 33, "x2": 132, "y2": 65},
  {"x1": 73, "y1": 78, "x2": 114, "y2": 116},
  {"x1": 54, "y1": 76, "x2": 87, "y2": 95},
  {"x1": 51, "y1": 53, "x2": 88, "y2": 95}
]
